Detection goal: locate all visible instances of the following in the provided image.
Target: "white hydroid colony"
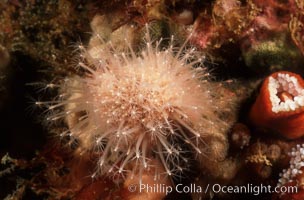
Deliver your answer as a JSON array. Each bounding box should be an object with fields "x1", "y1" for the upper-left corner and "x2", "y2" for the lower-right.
[
  {"x1": 278, "y1": 144, "x2": 304, "y2": 187},
  {"x1": 40, "y1": 29, "x2": 227, "y2": 182}
]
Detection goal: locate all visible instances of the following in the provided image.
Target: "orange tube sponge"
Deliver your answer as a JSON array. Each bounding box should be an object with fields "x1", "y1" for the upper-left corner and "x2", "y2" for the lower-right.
[{"x1": 249, "y1": 71, "x2": 304, "y2": 139}]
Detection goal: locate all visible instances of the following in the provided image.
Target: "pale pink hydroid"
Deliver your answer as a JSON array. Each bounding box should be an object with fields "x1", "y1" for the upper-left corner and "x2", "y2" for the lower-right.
[{"x1": 41, "y1": 34, "x2": 221, "y2": 181}]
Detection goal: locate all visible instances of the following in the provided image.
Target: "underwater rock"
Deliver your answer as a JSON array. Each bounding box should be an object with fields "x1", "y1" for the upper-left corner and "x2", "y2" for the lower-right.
[
  {"x1": 0, "y1": 45, "x2": 10, "y2": 109},
  {"x1": 241, "y1": 34, "x2": 304, "y2": 73},
  {"x1": 119, "y1": 159, "x2": 171, "y2": 200},
  {"x1": 0, "y1": 45, "x2": 9, "y2": 69}
]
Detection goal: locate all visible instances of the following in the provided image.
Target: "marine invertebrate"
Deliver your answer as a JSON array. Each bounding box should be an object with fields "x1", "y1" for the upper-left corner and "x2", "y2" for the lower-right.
[
  {"x1": 39, "y1": 26, "x2": 229, "y2": 182},
  {"x1": 230, "y1": 123, "x2": 251, "y2": 149},
  {"x1": 244, "y1": 140, "x2": 285, "y2": 181},
  {"x1": 273, "y1": 144, "x2": 304, "y2": 200},
  {"x1": 245, "y1": 142, "x2": 273, "y2": 179},
  {"x1": 249, "y1": 71, "x2": 304, "y2": 139},
  {"x1": 278, "y1": 144, "x2": 304, "y2": 187}
]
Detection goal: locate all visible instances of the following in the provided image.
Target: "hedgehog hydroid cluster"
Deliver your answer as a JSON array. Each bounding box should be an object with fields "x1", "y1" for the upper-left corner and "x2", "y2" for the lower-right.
[{"x1": 40, "y1": 28, "x2": 226, "y2": 181}]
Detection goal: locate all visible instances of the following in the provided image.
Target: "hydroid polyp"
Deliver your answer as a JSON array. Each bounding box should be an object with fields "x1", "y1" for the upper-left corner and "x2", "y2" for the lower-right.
[{"x1": 38, "y1": 28, "x2": 223, "y2": 182}]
